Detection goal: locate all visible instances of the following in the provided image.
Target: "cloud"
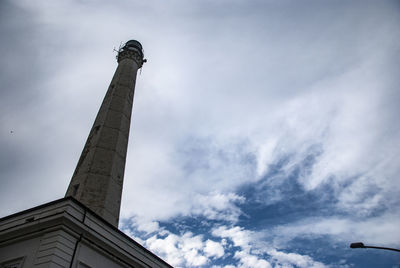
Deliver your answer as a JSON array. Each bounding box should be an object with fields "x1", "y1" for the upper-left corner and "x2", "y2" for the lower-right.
[
  {"x1": 126, "y1": 223, "x2": 329, "y2": 268},
  {"x1": 270, "y1": 212, "x2": 400, "y2": 247},
  {"x1": 212, "y1": 226, "x2": 253, "y2": 251},
  {"x1": 267, "y1": 249, "x2": 326, "y2": 268},
  {"x1": 191, "y1": 192, "x2": 245, "y2": 223},
  {"x1": 211, "y1": 225, "x2": 329, "y2": 268},
  {"x1": 234, "y1": 250, "x2": 272, "y2": 268},
  {"x1": 125, "y1": 216, "x2": 161, "y2": 234},
  {"x1": 242, "y1": 58, "x2": 400, "y2": 216},
  {"x1": 146, "y1": 233, "x2": 187, "y2": 267},
  {"x1": 204, "y1": 239, "x2": 225, "y2": 259},
  {"x1": 120, "y1": 191, "x2": 245, "y2": 234},
  {"x1": 120, "y1": 134, "x2": 256, "y2": 224},
  {"x1": 144, "y1": 231, "x2": 225, "y2": 267}
]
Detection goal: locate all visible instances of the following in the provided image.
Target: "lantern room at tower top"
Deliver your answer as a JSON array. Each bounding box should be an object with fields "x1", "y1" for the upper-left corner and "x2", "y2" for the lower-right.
[
  {"x1": 122, "y1": 40, "x2": 144, "y2": 58},
  {"x1": 117, "y1": 39, "x2": 146, "y2": 66}
]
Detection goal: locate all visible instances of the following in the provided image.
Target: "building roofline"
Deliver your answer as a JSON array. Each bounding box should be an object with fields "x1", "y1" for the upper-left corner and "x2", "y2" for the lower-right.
[{"x1": 0, "y1": 197, "x2": 173, "y2": 268}]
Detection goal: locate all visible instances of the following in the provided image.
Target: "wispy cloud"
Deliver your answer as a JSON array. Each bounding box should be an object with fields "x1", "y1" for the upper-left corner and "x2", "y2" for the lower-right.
[{"x1": 270, "y1": 212, "x2": 400, "y2": 247}]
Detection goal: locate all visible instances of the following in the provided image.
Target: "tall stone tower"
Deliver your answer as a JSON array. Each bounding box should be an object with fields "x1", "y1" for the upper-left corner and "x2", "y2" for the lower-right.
[
  {"x1": 65, "y1": 40, "x2": 145, "y2": 227},
  {"x1": 0, "y1": 41, "x2": 172, "y2": 267}
]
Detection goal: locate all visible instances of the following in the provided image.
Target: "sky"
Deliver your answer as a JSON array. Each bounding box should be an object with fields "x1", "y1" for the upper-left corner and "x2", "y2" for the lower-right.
[{"x1": 0, "y1": 0, "x2": 400, "y2": 267}]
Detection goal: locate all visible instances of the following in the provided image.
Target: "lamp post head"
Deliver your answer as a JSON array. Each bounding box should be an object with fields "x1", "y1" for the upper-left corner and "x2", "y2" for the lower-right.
[{"x1": 350, "y1": 242, "x2": 365, "y2": 248}]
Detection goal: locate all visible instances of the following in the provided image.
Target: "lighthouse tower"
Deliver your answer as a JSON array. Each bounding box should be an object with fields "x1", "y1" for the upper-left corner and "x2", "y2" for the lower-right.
[
  {"x1": 0, "y1": 41, "x2": 172, "y2": 268},
  {"x1": 66, "y1": 40, "x2": 145, "y2": 227}
]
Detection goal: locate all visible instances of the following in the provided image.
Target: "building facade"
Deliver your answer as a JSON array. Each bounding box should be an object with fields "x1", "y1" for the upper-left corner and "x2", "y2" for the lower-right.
[{"x1": 0, "y1": 198, "x2": 171, "y2": 268}]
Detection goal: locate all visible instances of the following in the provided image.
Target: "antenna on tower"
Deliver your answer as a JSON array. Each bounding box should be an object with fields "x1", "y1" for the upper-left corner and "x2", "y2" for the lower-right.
[{"x1": 114, "y1": 41, "x2": 124, "y2": 60}]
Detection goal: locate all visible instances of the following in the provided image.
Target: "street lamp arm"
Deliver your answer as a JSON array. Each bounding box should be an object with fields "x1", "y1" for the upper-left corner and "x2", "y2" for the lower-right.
[
  {"x1": 350, "y1": 242, "x2": 400, "y2": 252},
  {"x1": 364, "y1": 246, "x2": 400, "y2": 252}
]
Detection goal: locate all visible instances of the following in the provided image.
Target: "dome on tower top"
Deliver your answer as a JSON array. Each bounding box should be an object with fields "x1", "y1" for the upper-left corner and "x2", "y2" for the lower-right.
[
  {"x1": 125, "y1": 40, "x2": 143, "y2": 51},
  {"x1": 117, "y1": 40, "x2": 145, "y2": 63}
]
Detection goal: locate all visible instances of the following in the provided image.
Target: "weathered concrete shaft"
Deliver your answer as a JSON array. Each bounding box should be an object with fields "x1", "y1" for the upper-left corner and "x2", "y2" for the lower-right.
[{"x1": 66, "y1": 41, "x2": 144, "y2": 227}]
